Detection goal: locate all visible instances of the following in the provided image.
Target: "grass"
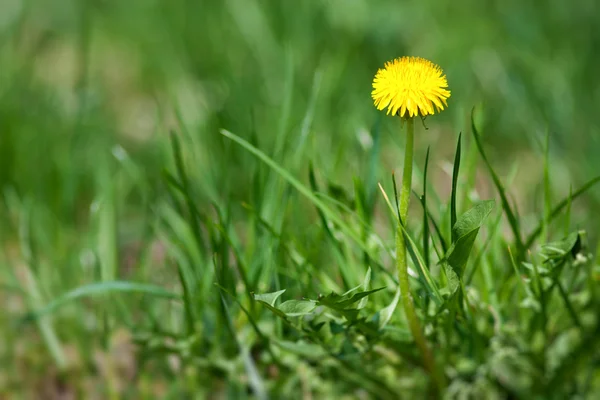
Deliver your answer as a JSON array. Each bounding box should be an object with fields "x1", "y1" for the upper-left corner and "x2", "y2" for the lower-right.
[{"x1": 2, "y1": 1, "x2": 600, "y2": 398}]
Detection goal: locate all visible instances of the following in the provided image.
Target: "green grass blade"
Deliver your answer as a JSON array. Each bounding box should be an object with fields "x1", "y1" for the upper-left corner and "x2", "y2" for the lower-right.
[
  {"x1": 24, "y1": 281, "x2": 181, "y2": 321},
  {"x1": 273, "y1": 49, "x2": 294, "y2": 159},
  {"x1": 220, "y1": 129, "x2": 373, "y2": 262},
  {"x1": 451, "y1": 133, "x2": 462, "y2": 242},
  {"x1": 218, "y1": 291, "x2": 267, "y2": 400},
  {"x1": 210, "y1": 216, "x2": 254, "y2": 306},
  {"x1": 524, "y1": 175, "x2": 600, "y2": 248},
  {"x1": 168, "y1": 131, "x2": 206, "y2": 254},
  {"x1": 241, "y1": 202, "x2": 343, "y2": 292},
  {"x1": 564, "y1": 185, "x2": 573, "y2": 236},
  {"x1": 422, "y1": 147, "x2": 431, "y2": 268},
  {"x1": 292, "y1": 69, "x2": 322, "y2": 168},
  {"x1": 471, "y1": 109, "x2": 525, "y2": 255},
  {"x1": 464, "y1": 210, "x2": 503, "y2": 285},
  {"x1": 556, "y1": 279, "x2": 582, "y2": 328},
  {"x1": 542, "y1": 129, "x2": 551, "y2": 244},
  {"x1": 17, "y1": 200, "x2": 67, "y2": 369},
  {"x1": 309, "y1": 164, "x2": 355, "y2": 287},
  {"x1": 414, "y1": 191, "x2": 448, "y2": 255},
  {"x1": 365, "y1": 115, "x2": 382, "y2": 217},
  {"x1": 96, "y1": 166, "x2": 117, "y2": 283},
  {"x1": 398, "y1": 221, "x2": 443, "y2": 305}
]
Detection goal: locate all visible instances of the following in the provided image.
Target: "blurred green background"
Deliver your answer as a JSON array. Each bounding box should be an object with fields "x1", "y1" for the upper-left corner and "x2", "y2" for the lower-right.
[{"x1": 1, "y1": 0, "x2": 600, "y2": 397}]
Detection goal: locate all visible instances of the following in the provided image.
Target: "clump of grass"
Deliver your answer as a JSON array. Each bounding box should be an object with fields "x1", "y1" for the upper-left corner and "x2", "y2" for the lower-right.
[{"x1": 2, "y1": 2, "x2": 600, "y2": 399}]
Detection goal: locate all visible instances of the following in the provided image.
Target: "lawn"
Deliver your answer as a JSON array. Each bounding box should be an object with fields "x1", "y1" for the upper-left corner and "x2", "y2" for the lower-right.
[{"x1": 1, "y1": 1, "x2": 600, "y2": 398}]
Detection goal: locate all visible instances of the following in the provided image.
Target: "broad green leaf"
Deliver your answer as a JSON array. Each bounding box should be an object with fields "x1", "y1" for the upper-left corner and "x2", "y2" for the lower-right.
[
  {"x1": 377, "y1": 289, "x2": 400, "y2": 330},
  {"x1": 257, "y1": 301, "x2": 288, "y2": 319},
  {"x1": 540, "y1": 232, "x2": 580, "y2": 261},
  {"x1": 278, "y1": 300, "x2": 317, "y2": 317},
  {"x1": 253, "y1": 289, "x2": 286, "y2": 307},
  {"x1": 445, "y1": 200, "x2": 495, "y2": 277},
  {"x1": 357, "y1": 267, "x2": 372, "y2": 309},
  {"x1": 443, "y1": 263, "x2": 460, "y2": 297}
]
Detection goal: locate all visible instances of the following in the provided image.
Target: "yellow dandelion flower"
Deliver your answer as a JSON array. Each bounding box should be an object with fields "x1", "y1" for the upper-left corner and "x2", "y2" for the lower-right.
[{"x1": 372, "y1": 56, "x2": 450, "y2": 118}]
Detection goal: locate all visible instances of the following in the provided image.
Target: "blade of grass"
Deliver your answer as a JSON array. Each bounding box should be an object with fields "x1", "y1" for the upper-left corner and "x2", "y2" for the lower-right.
[
  {"x1": 210, "y1": 215, "x2": 255, "y2": 308},
  {"x1": 273, "y1": 49, "x2": 294, "y2": 159},
  {"x1": 309, "y1": 164, "x2": 355, "y2": 287},
  {"x1": 451, "y1": 133, "x2": 462, "y2": 242},
  {"x1": 21, "y1": 265, "x2": 68, "y2": 369},
  {"x1": 17, "y1": 199, "x2": 67, "y2": 369},
  {"x1": 555, "y1": 278, "x2": 582, "y2": 328},
  {"x1": 293, "y1": 69, "x2": 321, "y2": 168},
  {"x1": 220, "y1": 129, "x2": 376, "y2": 268},
  {"x1": 465, "y1": 210, "x2": 503, "y2": 285},
  {"x1": 216, "y1": 283, "x2": 282, "y2": 365},
  {"x1": 24, "y1": 281, "x2": 180, "y2": 321},
  {"x1": 217, "y1": 290, "x2": 267, "y2": 400},
  {"x1": 169, "y1": 131, "x2": 206, "y2": 255},
  {"x1": 421, "y1": 147, "x2": 431, "y2": 268},
  {"x1": 425, "y1": 200, "x2": 449, "y2": 255},
  {"x1": 524, "y1": 175, "x2": 600, "y2": 248},
  {"x1": 365, "y1": 115, "x2": 382, "y2": 217},
  {"x1": 158, "y1": 204, "x2": 204, "y2": 333},
  {"x1": 541, "y1": 129, "x2": 551, "y2": 244},
  {"x1": 564, "y1": 185, "x2": 573, "y2": 236},
  {"x1": 241, "y1": 202, "x2": 343, "y2": 292},
  {"x1": 471, "y1": 108, "x2": 525, "y2": 256}
]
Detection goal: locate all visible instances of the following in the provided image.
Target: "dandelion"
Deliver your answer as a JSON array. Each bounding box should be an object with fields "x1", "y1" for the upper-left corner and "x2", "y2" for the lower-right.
[
  {"x1": 372, "y1": 56, "x2": 449, "y2": 392},
  {"x1": 372, "y1": 56, "x2": 450, "y2": 118}
]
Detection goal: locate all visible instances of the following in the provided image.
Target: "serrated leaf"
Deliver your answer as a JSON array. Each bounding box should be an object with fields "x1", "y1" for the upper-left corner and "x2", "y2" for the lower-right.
[
  {"x1": 377, "y1": 288, "x2": 400, "y2": 330},
  {"x1": 340, "y1": 309, "x2": 361, "y2": 322},
  {"x1": 444, "y1": 200, "x2": 495, "y2": 277},
  {"x1": 318, "y1": 287, "x2": 385, "y2": 311},
  {"x1": 278, "y1": 300, "x2": 316, "y2": 317},
  {"x1": 253, "y1": 289, "x2": 286, "y2": 307},
  {"x1": 275, "y1": 340, "x2": 326, "y2": 359}
]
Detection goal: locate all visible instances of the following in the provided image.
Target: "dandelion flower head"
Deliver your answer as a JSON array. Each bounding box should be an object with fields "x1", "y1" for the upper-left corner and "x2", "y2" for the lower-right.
[{"x1": 372, "y1": 56, "x2": 450, "y2": 118}]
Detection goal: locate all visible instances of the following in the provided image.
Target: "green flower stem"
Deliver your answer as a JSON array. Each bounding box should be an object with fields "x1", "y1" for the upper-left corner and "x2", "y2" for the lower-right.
[{"x1": 395, "y1": 117, "x2": 445, "y2": 392}]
